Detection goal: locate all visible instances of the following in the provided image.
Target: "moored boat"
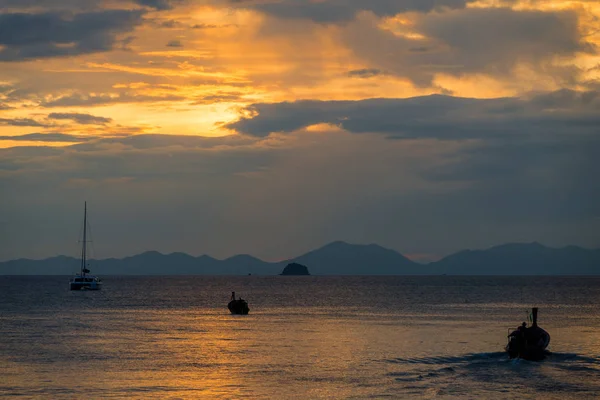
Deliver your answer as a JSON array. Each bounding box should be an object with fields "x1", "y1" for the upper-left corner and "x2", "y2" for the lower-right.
[
  {"x1": 505, "y1": 307, "x2": 550, "y2": 360},
  {"x1": 228, "y1": 292, "x2": 249, "y2": 315},
  {"x1": 69, "y1": 202, "x2": 102, "y2": 291}
]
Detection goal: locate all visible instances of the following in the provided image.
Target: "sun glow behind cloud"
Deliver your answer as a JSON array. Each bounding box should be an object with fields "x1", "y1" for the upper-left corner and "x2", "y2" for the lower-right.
[
  {"x1": 0, "y1": 0, "x2": 598, "y2": 143},
  {"x1": 1, "y1": 0, "x2": 599, "y2": 260}
]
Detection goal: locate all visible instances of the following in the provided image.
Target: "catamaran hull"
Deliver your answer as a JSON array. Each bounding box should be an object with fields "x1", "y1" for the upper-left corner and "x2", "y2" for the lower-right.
[{"x1": 69, "y1": 282, "x2": 102, "y2": 291}]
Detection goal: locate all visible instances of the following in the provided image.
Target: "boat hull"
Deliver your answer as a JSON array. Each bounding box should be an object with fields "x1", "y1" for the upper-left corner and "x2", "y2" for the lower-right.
[
  {"x1": 69, "y1": 281, "x2": 102, "y2": 291},
  {"x1": 228, "y1": 299, "x2": 249, "y2": 315},
  {"x1": 506, "y1": 326, "x2": 550, "y2": 361}
]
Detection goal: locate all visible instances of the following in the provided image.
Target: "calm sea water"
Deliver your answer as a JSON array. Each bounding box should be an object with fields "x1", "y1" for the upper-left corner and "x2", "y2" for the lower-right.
[{"x1": 1, "y1": 276, "x2": 599, "y2": 399}]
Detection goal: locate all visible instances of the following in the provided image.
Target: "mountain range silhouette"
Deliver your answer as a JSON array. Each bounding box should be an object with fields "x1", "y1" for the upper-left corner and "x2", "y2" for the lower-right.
[{"x1": 1, "y1": 241, "x2": 598, "y2": 275}]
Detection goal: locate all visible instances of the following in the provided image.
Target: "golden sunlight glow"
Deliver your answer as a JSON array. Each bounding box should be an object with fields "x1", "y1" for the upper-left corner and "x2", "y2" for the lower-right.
[{"x1": 0, "y1": 0, "x2": 599, "y2": 147}]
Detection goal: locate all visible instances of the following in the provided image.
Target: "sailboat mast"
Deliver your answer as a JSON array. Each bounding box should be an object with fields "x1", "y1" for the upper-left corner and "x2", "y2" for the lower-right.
[{"x1": 80, "y1": 201, "x2": 87, "y2": 276}]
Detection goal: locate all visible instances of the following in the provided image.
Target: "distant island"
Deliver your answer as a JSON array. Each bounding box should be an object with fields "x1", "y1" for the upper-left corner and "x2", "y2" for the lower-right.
[
  {"x1": 280, "y1": 263, "x2": 310, "y2": 275},
  {"x1": 1, "y1": 241, "x2": 599, "y2": 276}
]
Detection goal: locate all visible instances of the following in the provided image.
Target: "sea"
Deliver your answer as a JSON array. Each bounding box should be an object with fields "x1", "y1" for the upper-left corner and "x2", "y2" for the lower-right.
[{"x1": 1, "y1": 276, "x2": 599, "y2": 399}]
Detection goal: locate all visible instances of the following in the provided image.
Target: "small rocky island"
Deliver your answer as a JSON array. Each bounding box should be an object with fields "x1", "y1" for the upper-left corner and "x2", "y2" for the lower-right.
[{"x1": 280, "y1": 262, "x2": 310, "y2": 275}]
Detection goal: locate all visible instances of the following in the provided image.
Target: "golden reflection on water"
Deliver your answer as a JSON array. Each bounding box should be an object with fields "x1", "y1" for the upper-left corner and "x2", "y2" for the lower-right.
[
  {"x1": 3, "y1": 308, "x2": 597, "y2": 398},
  {"x1": 2, "y1": 277, "x2": 600, "y2": 399},
  {"x1": 1, "y1": 309, "x2": 412, "y2": 398}
]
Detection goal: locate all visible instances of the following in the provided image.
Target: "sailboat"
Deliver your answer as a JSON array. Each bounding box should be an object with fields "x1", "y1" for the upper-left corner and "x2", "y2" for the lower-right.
[{"x1": 69, "y1": 202, "x2": 102, "y2": 290}]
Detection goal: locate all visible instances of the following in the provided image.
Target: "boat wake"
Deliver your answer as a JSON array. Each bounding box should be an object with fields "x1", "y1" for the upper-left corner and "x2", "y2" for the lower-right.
[
  {"x1": 387, "y1": 351, "x2": 507, "y2": 365},
  {"x1": 384, "y1": 352, "x2": 600, "y2": 398}
]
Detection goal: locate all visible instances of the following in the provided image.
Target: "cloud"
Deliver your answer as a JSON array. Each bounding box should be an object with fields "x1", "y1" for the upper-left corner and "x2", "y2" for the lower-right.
[
  {"x1": 48, "y1": 112, "x2": 112, "y2": 125},
  {"x1": 134, "y1": 0, "x2": 175, "y2": 10},
  {"x1": 234, "y1": 0, "x2": 470, "y2": 23},
  {"x1": 0, "y1": 132, "x2": 94, "y2": 142},
  {"x1": 230, "y1": 91, "x2": 600, "y2": 238},
  {"x1": 166, "y1": 39, "x2": 183, "y2": 47},
  {"x1": 193, "y1": 91, "x2": 244, "y2": 104},
  {"x1": 0, "y1": 133, "x2": 274, "y2": 185},
  {"x1": 1, "y1": 127, "x2": 598, "y2": 261},
  {"x1": 0, "y1": 9, "x2": 144, "y2": 61},
  {"x1": 191, "y1": 23, "x2": 221, "y2": 29},
  {"x1": 341, "y1": 7, "x2": 595, "y2": 85},
  {"x1": 157, "y1": 19, "x2": 182, "y2": 28},
  {"x1": 529, "y1": 88, "x2": 600, "y2": 108},
  {"x1": 347, "y1": 68, "x2": 385, "y2": 79},
  {"x1": 0, "y1": 0, "x2": 105, "y2": 11},
  {"x1": 78, "y1": 133, "x2": 258, "y2": 150},
  {"x1": 0, "y1": 0, "x2": 598, "y2": 262},
  {"x1": 0, "y1": 117, "x2": 48, "y2": 127},
  {"x1": 414, "y1": 134, "x2": 600, "y2": 230},
  {"x1": 226, "y1": 90, "x2": 600, "y2": 139},
  {"x1": 417, "y1": 8, "x2": 594, "y2": 71},
  {"x1": 39, "y1": 92, "x2": 186, "y2": 107}
]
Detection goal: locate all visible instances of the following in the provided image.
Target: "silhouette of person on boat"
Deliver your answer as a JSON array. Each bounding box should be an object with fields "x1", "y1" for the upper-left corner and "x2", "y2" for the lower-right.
[{"x1": 508, "y1": 322, "x2": 525, "y2": 336}]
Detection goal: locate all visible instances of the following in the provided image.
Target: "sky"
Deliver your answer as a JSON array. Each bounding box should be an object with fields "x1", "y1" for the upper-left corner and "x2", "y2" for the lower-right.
[{"x1": 1, "y1": 0, "x2": 599, "y2": 262}]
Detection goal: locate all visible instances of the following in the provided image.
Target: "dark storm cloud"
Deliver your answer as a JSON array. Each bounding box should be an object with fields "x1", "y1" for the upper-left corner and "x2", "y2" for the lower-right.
[
  {"x1": 226, "y1": 90, "x2": 600, "y2": 139},
  {"x1": 0, "y1": 9, "x2": 144, "y2": 61},
  {"x1": 234, "y1": 0, "x2": 469, "y2": 22},
  {"x1": 48, "y1": 112, "x2": 112, "y2": 125},
  {"x1": 0, "y1": 133, "x2": 94, "y2": 142}
]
